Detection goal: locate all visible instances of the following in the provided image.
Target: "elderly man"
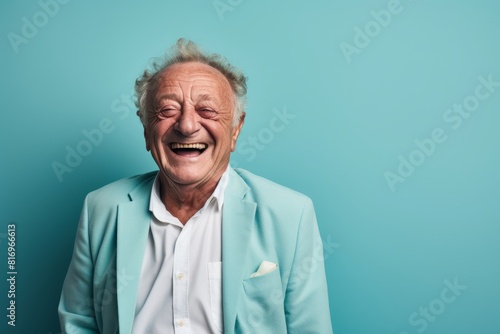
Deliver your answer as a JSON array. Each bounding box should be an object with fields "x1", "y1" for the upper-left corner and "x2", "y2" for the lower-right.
[{"x1": 58, "y1": 39, "x2": 333, "y2": 334}]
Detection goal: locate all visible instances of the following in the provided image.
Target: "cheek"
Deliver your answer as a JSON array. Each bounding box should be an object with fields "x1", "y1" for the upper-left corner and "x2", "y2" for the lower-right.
[{"x1": 150, "y1": 122, "x2": 172, "y2": 141}]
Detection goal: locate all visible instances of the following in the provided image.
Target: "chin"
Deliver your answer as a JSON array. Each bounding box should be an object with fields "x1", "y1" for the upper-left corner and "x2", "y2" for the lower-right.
[{"x1": 162, "y1": 168, "x2": 208, "y2": 185}]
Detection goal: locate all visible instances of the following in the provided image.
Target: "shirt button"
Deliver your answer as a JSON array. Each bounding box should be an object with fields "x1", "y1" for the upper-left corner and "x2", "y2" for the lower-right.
[
  {"x1": 177, "y1": 273, "x2": 184, "y2": 280},
  {"x1": 177, "y1": 320, "x2": 185, "y2": 327}
]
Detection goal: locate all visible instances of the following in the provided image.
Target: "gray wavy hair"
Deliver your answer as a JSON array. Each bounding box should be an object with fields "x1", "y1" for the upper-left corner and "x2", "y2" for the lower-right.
[{"x1": 134, "y1": 38, "x2": 247, "y2": 127}]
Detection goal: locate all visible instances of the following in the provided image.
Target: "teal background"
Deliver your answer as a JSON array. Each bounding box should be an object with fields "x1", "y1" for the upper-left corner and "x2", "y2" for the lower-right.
[{"x1": 1, "y1": 0, "x2": 500, "y2": 333}]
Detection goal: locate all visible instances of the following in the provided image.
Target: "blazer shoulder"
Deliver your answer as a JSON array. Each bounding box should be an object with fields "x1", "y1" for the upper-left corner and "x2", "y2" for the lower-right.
[
  {"x1": 86, "y1": 171, "x2": 157, "y2": 206},
  {"x1": 233, "y1": 168, "x2": 312, "y2": 208}
]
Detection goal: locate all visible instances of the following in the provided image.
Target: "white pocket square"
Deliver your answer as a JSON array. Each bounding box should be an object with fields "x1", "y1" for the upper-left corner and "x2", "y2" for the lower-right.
[{"x1": 250, "y1": 260, "x2": 278, "y2": 278}]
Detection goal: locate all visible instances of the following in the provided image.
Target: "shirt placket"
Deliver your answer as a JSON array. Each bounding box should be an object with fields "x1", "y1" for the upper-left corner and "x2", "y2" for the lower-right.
[{"x1": 173, "y1": 223, "x2": 191, "y2": 333}]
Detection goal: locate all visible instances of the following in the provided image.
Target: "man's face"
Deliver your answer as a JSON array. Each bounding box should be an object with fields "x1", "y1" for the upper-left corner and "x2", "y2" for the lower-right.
[{"x1": 144, "y1": 61, "x2": 244, "y2": 187}]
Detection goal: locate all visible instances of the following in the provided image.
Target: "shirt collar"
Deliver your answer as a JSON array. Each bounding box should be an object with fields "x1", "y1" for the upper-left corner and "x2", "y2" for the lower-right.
[{"x1": 149, "y1": 165, "x2": 231, "y2": 223}]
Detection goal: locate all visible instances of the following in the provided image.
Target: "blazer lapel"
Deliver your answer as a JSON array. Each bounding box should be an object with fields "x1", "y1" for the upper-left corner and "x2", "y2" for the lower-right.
[
  {"x1": 222, "y1": 169, "x2": 256, "y2": 332},
  {"x1": 116, "y1": 175, "x2": 155, "y2": 334}
]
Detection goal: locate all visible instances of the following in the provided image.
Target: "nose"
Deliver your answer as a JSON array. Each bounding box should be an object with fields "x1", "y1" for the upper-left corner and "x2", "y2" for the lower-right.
[{"x1": 175, "y1": 106, "x2": 201, "y2": 136}]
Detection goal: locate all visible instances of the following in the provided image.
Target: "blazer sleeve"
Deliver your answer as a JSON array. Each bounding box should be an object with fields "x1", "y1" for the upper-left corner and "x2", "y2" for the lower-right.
[
  {"x1": 284, "y1": 198, "x2": 334, "y2": 334},
  {"x1": 58, "y1": 196, "x2": 100, "y2": 333}
]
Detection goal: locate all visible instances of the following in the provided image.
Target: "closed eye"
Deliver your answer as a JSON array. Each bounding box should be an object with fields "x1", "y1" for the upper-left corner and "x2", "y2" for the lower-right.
[
  {"x1": 158, "y1": 108, "x2": 178, "y2": 118},
  {"x1": 197, "y1": 108, "x2": 217, "y2": 118}
]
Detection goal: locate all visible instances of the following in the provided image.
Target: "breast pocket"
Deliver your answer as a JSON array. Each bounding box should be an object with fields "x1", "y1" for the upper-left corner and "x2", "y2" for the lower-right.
[
  {"x1": 242, "y1": 267, "x2": 283, "y2": 302},
  {"x1": 239, "y1": 268, "x2": 286, "y2": 333},
  {"x1": 208, "y1": 262, "x2": 223, "y2": 333}
]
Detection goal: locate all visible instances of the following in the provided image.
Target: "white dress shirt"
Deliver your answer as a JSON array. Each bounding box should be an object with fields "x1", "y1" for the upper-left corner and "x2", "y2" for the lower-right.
[{"x1": 131, "y1": 167, "x2": 230, "y2": 334}]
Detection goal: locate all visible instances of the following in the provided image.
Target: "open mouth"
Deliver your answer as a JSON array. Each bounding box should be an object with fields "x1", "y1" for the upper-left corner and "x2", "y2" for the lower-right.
[{"x1": 170, "y1": 142, "x2": 207, "y2": 157}]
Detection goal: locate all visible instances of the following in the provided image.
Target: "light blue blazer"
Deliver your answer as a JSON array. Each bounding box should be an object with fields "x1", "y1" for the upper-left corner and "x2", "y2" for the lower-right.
[{"x1": 58, "y1": 168, "x2": 333, "y2": 333}]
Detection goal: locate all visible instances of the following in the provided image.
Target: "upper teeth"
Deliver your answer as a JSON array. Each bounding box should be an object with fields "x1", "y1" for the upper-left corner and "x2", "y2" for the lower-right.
[{"x1": 171, "y1": 143, "x2": 207, "y2": 149}]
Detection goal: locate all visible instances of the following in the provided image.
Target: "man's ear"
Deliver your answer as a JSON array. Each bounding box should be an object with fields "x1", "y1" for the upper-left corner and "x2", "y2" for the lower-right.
[
  {"x1": 230, "y1": 112, "x2": 245, "y2": 152},
  {"x1": 144, "y1": 127, "x2": 151, "y2": 151}
]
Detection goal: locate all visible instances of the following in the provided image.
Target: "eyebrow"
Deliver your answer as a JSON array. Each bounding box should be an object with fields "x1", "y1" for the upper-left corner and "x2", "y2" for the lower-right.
[
  {"x1": 197, "y1": 94, "x2": 215, "y2": 102},
  {"x1": 157, "y1": 93, "x2": 219, "y2": 104},
  {"x1": 157, "y1": 94, "x2": 180, "y2": 102}
]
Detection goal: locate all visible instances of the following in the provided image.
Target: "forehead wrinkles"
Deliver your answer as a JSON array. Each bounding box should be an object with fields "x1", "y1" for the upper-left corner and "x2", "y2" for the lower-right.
[{"x1": 156, "y1": 63, "x2": 233, "y2": 106}]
